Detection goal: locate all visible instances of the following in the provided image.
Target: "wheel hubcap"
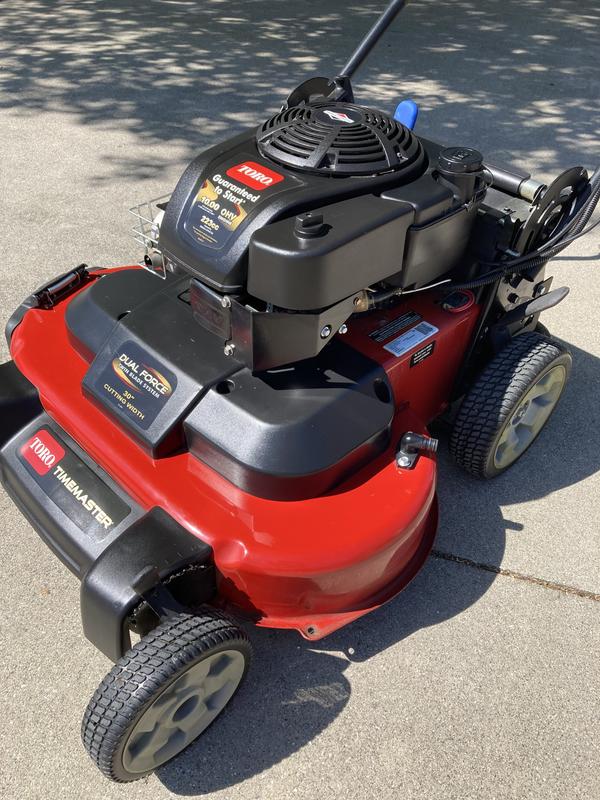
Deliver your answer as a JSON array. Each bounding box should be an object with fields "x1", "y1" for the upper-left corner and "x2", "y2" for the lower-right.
[
  {"x1": 122, "y1": 649, "x2": 245, "y2": 774},
  {"x1": 494, "y1": 364, "x2": 566, "y2": 470}
]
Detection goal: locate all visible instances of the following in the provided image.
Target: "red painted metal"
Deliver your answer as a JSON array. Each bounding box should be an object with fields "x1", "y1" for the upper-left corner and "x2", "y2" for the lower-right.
[
  {"x1": 346, "y1": 291, "x2": 481, "y2": 424},
  {"x1": 9, "y1": 270, "x2": 479, "y2": 639}
]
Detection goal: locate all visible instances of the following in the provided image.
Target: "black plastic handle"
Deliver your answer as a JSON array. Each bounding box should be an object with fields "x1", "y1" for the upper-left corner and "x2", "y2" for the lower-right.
[{"x1": 340, "y1": 0, "x2": 409, "y2": 79}]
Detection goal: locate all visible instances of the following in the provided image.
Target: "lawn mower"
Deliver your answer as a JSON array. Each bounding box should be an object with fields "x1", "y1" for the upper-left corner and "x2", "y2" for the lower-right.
[{"x1": 1, "y1": 0, "x2": 599, "y2": 784}]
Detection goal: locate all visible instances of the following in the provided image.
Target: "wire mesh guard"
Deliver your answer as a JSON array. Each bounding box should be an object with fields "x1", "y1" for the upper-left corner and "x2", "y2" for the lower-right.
[{"x1": 129, "y1": 195, "x2": 170, "y2": 254}]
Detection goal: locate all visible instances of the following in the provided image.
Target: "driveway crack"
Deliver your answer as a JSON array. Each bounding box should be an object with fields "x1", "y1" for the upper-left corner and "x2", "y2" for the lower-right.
[{"x1": 431, "y1": 550, "x2": 600, "y2": 602}]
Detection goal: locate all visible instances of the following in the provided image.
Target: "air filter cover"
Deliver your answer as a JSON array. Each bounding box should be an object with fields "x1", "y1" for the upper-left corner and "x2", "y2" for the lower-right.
[{"x1": 257, "y1": 101, "x2": 425, "y2": 176}]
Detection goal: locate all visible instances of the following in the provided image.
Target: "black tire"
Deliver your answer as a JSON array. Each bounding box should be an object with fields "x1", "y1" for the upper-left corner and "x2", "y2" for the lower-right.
[
  {"x1": 82, "y1": 610, "x2": 252, "y2": 783},
  {"x1": 535, "y1": 321, "x2": 550, "y2": 336},
  {"x1": 450, "y1": 332, "x2": 571, "y2": 478}
]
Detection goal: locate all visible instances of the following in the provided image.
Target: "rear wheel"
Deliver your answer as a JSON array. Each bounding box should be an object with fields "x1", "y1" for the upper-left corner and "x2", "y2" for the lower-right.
[
  {"x1": 535, "y1": 321, "x2": 550, "y2": 336},
  {"x1": 82, "y1": 610, "x2": 251, "y2": 782},
  {"x1": 450, "y1": 332, "x2": 570, "y2": 478}
]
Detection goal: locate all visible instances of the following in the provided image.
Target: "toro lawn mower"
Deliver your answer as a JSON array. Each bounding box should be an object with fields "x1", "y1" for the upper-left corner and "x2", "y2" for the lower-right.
[{"x1": 1, "y1": 0, "x2": 599, "y2": 783}]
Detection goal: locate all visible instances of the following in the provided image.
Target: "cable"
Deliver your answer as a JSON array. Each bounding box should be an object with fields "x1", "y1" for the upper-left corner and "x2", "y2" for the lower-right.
[
  {"x1": 449, "y1": 215, "x2": 600, "y2": 292},
  {"x1": 482, "y1": 177, "x2": 600, "y2": 271},
  {"x1": 368, "y1": 210, "x2": 600, "y2": 303},
  {"x1": 397, "y1": 278, "x2": 453, "y2": 295},
  {"x1": 447, "y1": 174, "x2": 600, "y2": 291},
  {"x1": 365, "y1": 165, "x2": 600, "y2": 308}
]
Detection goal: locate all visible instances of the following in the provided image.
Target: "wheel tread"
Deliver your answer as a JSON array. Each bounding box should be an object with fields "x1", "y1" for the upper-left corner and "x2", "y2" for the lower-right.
[
  {"x1": 81, "y1": 609, "x2": 251, "y2": 782},
  {"x1": 450, "y1": 332, "x2": 570, "y2": 477}
]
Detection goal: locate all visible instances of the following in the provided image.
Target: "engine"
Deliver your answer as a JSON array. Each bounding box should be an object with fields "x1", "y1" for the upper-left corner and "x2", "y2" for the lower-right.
[{"x1": 158, "y1": 101, "x2": 488, "y2": 370}]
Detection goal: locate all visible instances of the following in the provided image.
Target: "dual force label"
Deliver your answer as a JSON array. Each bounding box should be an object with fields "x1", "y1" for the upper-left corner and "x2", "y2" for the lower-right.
[{"x1": 92, "y1": 340, "x2": 178, "y2": 431}]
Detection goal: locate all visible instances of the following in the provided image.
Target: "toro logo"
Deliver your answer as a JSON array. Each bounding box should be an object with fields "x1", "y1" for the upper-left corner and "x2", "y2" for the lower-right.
[
  {"x1": 21, "y1": 430, "x2": 65, "y2": 476},
  {"x1": 226, "y1": 161, "x2": 284, "y2": 191}
]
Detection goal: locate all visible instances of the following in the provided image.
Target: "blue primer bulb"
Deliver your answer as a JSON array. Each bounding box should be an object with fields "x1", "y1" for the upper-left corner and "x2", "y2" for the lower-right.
[{"x1": 393, "y1": 100, "x2": 419, "y2": 130}]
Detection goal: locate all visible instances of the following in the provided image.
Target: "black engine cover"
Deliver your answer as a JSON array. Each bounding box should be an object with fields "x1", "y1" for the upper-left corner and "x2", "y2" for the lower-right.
[
  {"x1": 159, "y1": 103, "x2": 429, "y2": 296},
  {"x1": 159, "y1": 102, "x2": 485, "y2": 314}
]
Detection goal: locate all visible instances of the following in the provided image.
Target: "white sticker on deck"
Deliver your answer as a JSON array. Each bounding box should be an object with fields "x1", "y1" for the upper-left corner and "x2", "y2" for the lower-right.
[{"x1": 384, "y1": 321, "x2": 439, "y2": 357}]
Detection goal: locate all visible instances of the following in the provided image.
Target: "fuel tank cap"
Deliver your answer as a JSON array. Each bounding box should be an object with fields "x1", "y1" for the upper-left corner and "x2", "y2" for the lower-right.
[{"x1": 438, "y1": 147, "x2": 484, "y2": 174}]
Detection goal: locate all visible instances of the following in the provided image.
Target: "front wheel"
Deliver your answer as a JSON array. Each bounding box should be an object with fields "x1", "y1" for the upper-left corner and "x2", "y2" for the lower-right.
[
  {"x1": 81, "y1": 610, "x2": 251, "y2": 782},
  {"x1": 450, "y1": 332, "x2": 571, "y2": 478}
]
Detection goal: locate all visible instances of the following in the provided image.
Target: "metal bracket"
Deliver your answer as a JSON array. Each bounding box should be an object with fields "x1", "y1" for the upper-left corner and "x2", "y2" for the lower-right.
[
  {"x1": 490, "y1": 285, "x2": 570, "y2": 352},
  {"x1": 80, "y1": 508, "x2": 215, "y2": 661}
]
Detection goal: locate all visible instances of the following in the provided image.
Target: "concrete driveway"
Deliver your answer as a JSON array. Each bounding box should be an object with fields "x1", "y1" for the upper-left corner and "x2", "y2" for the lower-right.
[{"x1": 0, "y1": 1, "x2": 598, "y2": 798}]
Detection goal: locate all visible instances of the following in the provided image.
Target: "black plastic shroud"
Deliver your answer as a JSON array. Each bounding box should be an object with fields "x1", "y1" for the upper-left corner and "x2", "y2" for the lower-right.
[
  {"x1": 159, "y1": 122, "x2": 482, "y2": 303},
  {"x1": 66, "y1": 270, "x2": 395, "y2": 500}
]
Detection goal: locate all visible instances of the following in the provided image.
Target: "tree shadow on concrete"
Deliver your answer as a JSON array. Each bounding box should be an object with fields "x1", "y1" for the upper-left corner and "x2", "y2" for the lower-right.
[
  {"x1": 2, "y1": 0, "x2": 598, "y2": 792},
  {"x1": 157, "y1": 339, "x2": 600, "y2": 794},
  {"x1": 1, "y1": 0, "x2": 599, "y2": 186}
]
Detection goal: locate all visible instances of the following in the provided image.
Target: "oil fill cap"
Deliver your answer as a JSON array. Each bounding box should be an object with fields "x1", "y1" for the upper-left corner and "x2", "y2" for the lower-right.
[
  {"x1": 295, "y1": 212, "x2": 327, "y2": 239},
  {"x1": 438, "y1": 147, "x2": 483, "y2": 174}
]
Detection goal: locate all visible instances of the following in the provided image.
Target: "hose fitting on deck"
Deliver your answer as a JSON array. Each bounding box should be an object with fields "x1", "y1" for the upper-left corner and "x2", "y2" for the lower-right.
[{"x1": 396, "y1": 432, "x2": 439, "y2": 469}]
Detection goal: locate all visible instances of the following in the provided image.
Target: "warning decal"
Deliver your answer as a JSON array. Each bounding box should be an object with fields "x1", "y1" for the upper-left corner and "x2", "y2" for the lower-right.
[
  {"x1": 410, "y1": 340, "x2": 436, "y2": 367},
  {"x1": 384, "y1": 321, "x2": 439, "y2": 358},
  {"x1": 369, "y1": 311, "x2": 422, "y2": 343}
]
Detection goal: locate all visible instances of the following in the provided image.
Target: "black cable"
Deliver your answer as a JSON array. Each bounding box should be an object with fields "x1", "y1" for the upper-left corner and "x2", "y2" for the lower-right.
[
  {"x1": 480, "y1": 176, "x2": 600, "y2": 271},
  {"x1": 449, "y1": 215, "x2": 600, "y2": 291},
  {"x1": 447, "y1": 176, "x2": 600, "y2": 291},
  {"x1": 367, "y1": 166, "x2": 600, "y2": 307},
  {"x1": 400, "y1": 207, "x2": 600, "y2": 296}
]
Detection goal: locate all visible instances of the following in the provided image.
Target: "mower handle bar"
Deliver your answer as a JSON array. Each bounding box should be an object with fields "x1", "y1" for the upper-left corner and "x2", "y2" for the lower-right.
[
  {"x1": 484, "y1": 163, "x2": 547, "y2": 204},
  {"x1": 340, "y1": 0, "x2": 409, "y2": 79}
]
